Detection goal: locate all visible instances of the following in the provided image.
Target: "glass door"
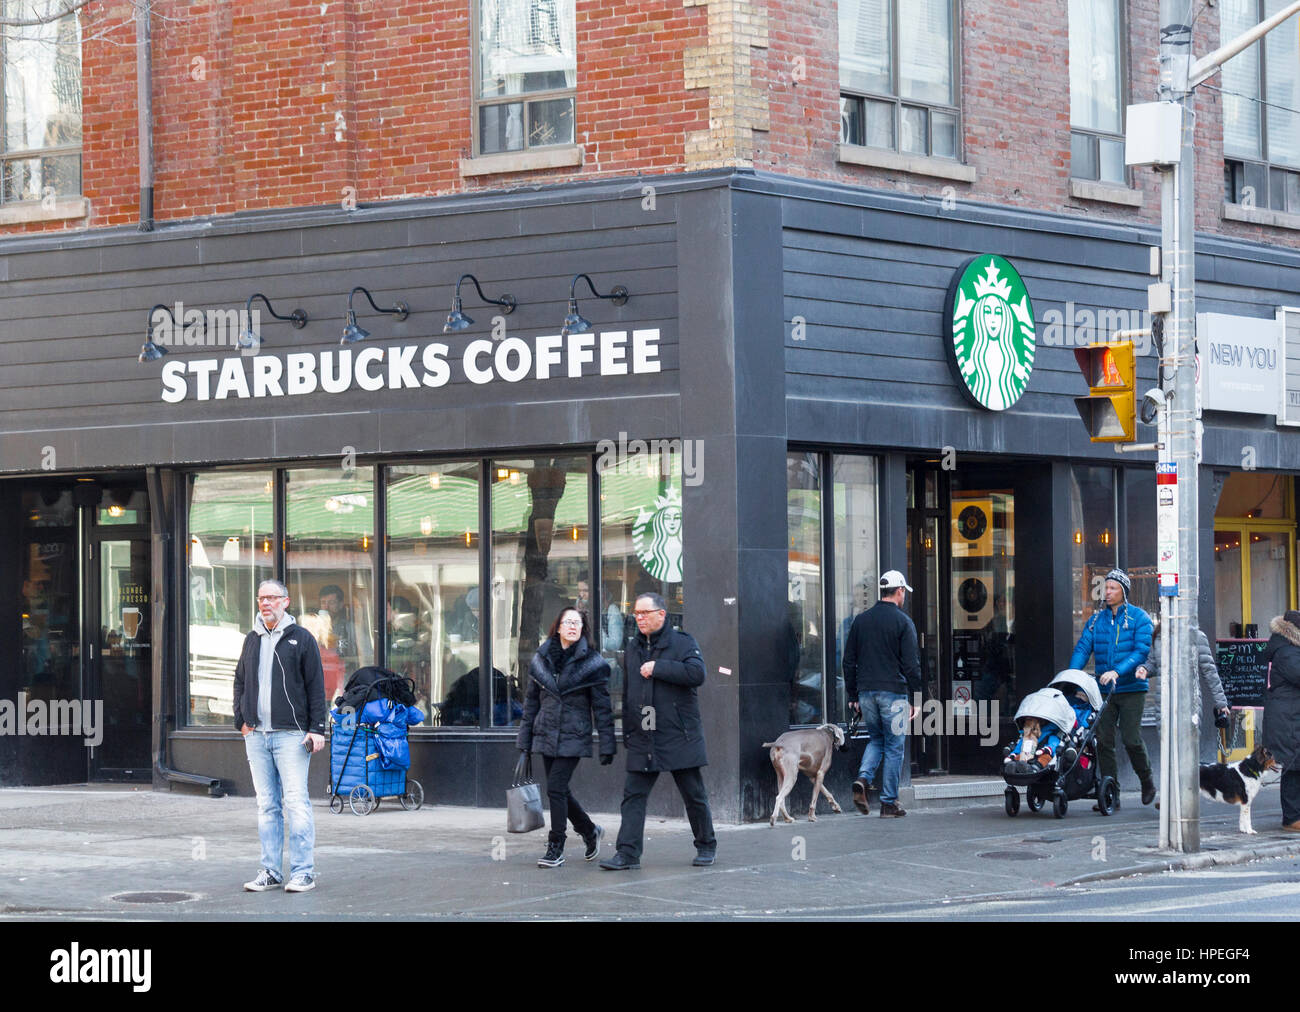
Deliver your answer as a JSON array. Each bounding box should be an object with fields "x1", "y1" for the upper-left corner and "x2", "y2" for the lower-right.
[
  {"x1": 908, "y1": 466, "x2": 949, "y2": 774},
  {"x1": 88, "y1": 536, "x2": 152, "y2": 779}
]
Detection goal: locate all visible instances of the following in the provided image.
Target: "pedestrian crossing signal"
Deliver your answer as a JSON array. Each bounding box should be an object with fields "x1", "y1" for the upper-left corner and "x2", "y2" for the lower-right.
[{"x1": 1073, "y1": 342, "x2": 1135, "y2": 442}]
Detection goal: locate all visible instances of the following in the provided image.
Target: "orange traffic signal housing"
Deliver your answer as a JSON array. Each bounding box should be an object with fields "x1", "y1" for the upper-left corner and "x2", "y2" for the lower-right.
[{"x1": 1073, "y1": 342, "x2": 1135, "y2": 442}]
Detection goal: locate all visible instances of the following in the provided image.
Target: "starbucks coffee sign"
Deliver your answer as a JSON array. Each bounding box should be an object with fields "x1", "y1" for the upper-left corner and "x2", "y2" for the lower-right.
[{"x1": 943, "y1": 255, "x2": 1036, "y2": 411}]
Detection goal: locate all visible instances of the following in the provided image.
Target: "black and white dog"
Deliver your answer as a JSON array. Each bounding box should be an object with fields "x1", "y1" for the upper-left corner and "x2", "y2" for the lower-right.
[{"x1": 1199, "y1": 746, "x2": 1283, "y2": 835}]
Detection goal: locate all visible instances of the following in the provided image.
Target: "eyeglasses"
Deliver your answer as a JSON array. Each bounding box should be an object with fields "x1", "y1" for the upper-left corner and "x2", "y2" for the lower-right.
[
  {"x1": 257, "y1": 595, "x2": 287, "y2": 603},
  {"x1": 633, "y1": 609, "x2": 664, "y2": 617},
  {"x1": 558, "y1": 618, "x2": 582, "y2": 627}
]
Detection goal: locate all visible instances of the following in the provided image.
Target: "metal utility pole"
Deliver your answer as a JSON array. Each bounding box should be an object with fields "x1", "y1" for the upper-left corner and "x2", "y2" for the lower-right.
[{"x1": 1152, "y1": 0, "x2": 1300, "y2": 852}]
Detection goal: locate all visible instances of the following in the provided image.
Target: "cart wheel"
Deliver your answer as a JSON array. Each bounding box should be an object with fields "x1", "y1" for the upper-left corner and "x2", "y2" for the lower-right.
[
  {"x1": 1097, "y1": 776, "x2": 1118, "y2": 816},
  {"x1": 1004, "y1": 787, "x2": 1019, "y2": 817},
  {"x1": 1052, "y1": 791, "x2": 1068, "y2": 819},
  {"x1": 348, "y1": 784, "x2": 376, "y2": 816},
  {"x1": 329, "y1": 793, "x2": 344, "y2": 815},
  {"x1": 1026, "y1": 789, "x2": 1044, "y2": 813},
  {"x1": 401, "y1": 780, "x2": 425, "y2": 811}
]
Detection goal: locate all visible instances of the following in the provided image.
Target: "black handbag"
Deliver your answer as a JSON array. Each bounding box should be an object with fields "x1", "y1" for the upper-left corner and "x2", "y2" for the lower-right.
[{"x1": 506, "y1": 753, "x2": 545, "y2": 834}]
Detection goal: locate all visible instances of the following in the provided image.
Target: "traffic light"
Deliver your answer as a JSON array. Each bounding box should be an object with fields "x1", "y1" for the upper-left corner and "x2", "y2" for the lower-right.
[{"x1": 1073, "y1": 341, "x2": 1135, "y2": 442}]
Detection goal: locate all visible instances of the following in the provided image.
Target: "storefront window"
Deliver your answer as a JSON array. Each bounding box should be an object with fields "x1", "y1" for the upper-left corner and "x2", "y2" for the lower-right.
[
  {"x1": 187, "y1": 471, "x2": 274, "y2": 726},
  {"x1": 95, "y1": 489, "x2": 149, "y2": 526},
  {"x1": 286, "y1": 467, "x2": 376, "y2": 704},
  {"x1": 1069, "y1": 465, "x2": 1117, "y2": 642},
  {"x1": 787, "y1": 452, "x2": 824, "y2": 725},
  {"x1": 21, "y1": 489, "x2": 78, "y2": 703},
  {"x1": 490, "y1": 456, "x2": 590, "y2": 727},
  {"x1": 832, "y1": 455, "x2": 879, "y2": 723},
  {"x1": 598, "y1": 445, "x2": 683, "y2": 726},
  {"x1": 1215, "y1": 473, "x2": 1296, "y2": 638},
  {"x1": 386, "y1": 462, "x2": 480, "y2": 726},
  {"x1": 951, "y1": 482, "x2": 1016, "y2": 708}
]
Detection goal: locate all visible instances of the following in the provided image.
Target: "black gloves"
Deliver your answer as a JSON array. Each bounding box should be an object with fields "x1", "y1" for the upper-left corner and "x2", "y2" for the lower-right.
[
  {"x1": 1215, "y1": 708, "x2": 1230, "y2": 729},
  {"x1": 600, "y1": 754, "x2": 614, "y2": 766}
]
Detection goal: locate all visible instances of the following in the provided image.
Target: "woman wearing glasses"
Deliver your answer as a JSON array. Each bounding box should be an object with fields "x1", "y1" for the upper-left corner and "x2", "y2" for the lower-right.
[{"x1": 517, "y1": 607, "x2": 616, "y2": 868}]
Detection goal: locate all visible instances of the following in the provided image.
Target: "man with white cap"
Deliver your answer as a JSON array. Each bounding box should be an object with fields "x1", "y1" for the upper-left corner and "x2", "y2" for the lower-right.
[
  {"x1": 1069, "y1": 567, "x2": 1155, "y2": 808},
  {"x1": 843, "y1": 570, "x2": 922, "y2": 818}
]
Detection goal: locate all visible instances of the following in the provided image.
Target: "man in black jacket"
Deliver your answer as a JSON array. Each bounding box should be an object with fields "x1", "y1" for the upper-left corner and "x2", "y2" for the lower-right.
[
  {"x1": 600, "y1": 592, "x2": 716, "y2": 870},
  {"x1": 233, "y1": 579, "x2": 327, "y2": 893},
  {"x1": 844, "y1": 570, "x2": 921, "y2": 818}
]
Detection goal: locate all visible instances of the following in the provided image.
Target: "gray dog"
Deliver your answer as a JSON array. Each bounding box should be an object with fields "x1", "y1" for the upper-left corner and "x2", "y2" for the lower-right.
[{"x1": 763, "y1": 723, "x2": 846, "y2": 826}]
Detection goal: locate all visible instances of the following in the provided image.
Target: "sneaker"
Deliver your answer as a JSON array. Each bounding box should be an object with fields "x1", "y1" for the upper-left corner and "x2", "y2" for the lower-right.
[
  {"x1": 1141, "y1": 780, "x2": 1156, "y2": 806},
  {"x1": 851, "y1": 779, "x2": 870, "y2": 815},
  {"x1": 283, "y1": 873, "x2": 316, "y2": 893},
  {"x1": 599, "y1": 851, "x2": 640, "y2": 871},
  {"x1": 879, "y1": 802, "x2": 907, "y2": 818},
  {"x1": 692, "y1": 849, "x2": 716, "y2": 867},
  {"x1": 538, "y1": 841, "x2": 565, "y2": 868},
  {"x1": 581, "y1": 825, "x2": 604, "y2": 861},
  {"x1": 243, "y1": 868, "x2": 282, "y2": 892}
]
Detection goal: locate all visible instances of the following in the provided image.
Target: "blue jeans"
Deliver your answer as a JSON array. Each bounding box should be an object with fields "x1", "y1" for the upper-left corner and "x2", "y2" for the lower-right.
[
  {"x1": 856, "y1": 691, "x2": 909, "y2": 805},
  {"x1": 244, "y1": 730, "x2": 315, "y2": 879}
]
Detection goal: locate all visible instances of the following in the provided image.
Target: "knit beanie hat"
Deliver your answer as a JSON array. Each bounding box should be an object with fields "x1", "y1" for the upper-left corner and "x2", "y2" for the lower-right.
[
  {"x1": 1104, "y1": 568, "x2": 1131, "y2": 600},
  {"x1": 1285, "y1": 610, "x2": 1300, "y2": 629}
]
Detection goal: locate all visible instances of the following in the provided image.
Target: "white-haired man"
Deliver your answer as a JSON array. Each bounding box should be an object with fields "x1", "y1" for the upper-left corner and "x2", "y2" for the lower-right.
[{"x1": 233, "y1": 579, "x2": 327, "y2": 892}]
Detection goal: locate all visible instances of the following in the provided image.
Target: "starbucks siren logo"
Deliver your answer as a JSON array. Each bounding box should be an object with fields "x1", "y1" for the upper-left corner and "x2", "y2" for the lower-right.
[
  {"x1": 945, "y1": 255, "x2": 1036, "y2": 411},
  {"x1": 632, "y1": 487, "x2": 683, "y2": 583}
]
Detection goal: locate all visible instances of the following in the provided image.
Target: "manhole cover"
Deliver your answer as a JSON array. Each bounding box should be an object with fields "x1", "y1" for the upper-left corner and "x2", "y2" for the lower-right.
[
  {"x1": 978, "y1": 850, "x2": 1046, "y2": 861},
  {"x1": 111, "y1": 891, "x2": 199, "y2": 904}
]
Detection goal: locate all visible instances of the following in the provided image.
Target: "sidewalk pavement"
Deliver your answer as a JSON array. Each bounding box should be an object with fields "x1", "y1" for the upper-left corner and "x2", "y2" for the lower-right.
[{"x1": 0, "y1": 784, "x2": 1296, "y2": 920}]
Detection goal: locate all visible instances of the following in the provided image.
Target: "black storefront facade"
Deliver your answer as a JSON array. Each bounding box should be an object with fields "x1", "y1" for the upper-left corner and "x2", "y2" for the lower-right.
[{"x1": 3, "y1": 169, "x2": 1298, "y2": 821}]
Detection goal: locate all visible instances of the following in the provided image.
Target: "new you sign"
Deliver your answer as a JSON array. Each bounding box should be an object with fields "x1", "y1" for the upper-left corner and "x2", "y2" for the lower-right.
[{"x1": 1196, "y1": 313, "x2": 1281, "y2": 415}]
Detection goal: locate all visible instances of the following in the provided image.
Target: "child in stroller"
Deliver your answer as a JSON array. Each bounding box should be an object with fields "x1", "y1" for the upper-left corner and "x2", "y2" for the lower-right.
[{"x1": 1002, "y1": 669, "x2": 1116, "y2": 818}]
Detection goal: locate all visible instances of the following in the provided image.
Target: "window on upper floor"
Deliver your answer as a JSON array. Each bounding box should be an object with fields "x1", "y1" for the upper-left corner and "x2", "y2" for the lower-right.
[
  {"x1": 838, "y1": 0, "x2": 961, "y2": 161},
  {"x1": 1222, "y1": 0, "x2": 1300, "y2": 213},
  {"x1": 1069, "y1": 0, "x2": 1127, "y2": 185},
  {"x1": 0, "y1": 2, "x2": 81, "y2": 205},
  {"x1": 473, "y1": 0, "x2": 576, "y2": 157}
]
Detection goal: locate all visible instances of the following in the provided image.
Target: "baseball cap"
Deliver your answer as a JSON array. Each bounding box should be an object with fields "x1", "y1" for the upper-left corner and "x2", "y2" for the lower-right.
[{"x1": 879, "y1": 570, "x2": 913, "y2": 592}]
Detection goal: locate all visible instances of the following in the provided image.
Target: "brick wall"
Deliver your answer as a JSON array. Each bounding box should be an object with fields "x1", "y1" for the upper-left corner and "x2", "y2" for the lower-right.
[{"x1": 5, "y1": 0, "x2": 1300, "y2": 252}]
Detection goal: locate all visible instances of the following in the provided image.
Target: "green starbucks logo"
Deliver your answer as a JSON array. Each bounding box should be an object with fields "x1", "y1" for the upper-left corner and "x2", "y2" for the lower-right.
[
  {"x1": 632, "y1": 487, "x2": 683, "y2": 583},
  {"x1": 944, "y1": 255, "x2": 1036, "y2": 411}
]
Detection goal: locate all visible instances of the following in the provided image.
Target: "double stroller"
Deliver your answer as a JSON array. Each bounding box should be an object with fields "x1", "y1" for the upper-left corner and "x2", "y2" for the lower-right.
[
  {"x1": 328, "y1": 666, "x2": 426, "y2": 816},
  {"x1": 1002, "y1": 669, "x2": 1118, "y2": 818}
]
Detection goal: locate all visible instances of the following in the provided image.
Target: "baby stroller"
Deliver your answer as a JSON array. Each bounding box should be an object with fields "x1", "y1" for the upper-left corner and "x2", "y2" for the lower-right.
[
  {"x1": 1002, "y1": 669, "x2": 1117, "y2": 819},
  {"x1": 328, "y1": 666, "x2": 426, "y2": 816}
]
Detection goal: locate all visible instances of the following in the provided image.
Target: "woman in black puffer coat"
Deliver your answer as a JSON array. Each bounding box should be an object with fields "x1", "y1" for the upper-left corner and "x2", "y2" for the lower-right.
[
  {"x1": 1263, "y1": 611, "x2": 1300, "y2": 831},
  {"x1": 517, "y1": 607, "x2": 616, "y2": 868}
]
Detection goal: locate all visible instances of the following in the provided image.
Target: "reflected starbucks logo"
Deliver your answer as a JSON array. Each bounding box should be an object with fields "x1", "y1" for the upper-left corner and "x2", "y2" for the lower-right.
[
  {"x1": 945, "y1": 255, "x2": 1036, "y2": 411},
  {"x1": 632, "y1": 487, "x2": 683, "y2": 583}
]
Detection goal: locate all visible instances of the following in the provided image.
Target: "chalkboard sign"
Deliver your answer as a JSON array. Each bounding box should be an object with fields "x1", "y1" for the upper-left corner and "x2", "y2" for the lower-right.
[{"x1": 1216, "y1": 639, "x2": 1269, "y2": 707}]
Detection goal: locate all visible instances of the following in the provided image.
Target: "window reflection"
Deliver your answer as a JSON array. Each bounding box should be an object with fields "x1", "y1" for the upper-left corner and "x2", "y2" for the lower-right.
[
  {"x1": 187, "y1": 472, "x2": 274, "y2": 726},
  {"x1": 386, "y1": 463, "x2": 480, "y2": 725},
  {"x1": 286, "y1": 468, "x2": 376, "y2": 704},
  {"x1": 787, "y1": 452, "x2": 824, "y2": 725},
  {"x1": 490, "y1": 457, "x2": 590, "y2": 727}
]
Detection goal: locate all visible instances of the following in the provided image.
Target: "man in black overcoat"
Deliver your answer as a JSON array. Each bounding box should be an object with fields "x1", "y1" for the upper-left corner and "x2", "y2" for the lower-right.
[{"x1": 600, "y1": 592, "x2": 716, "y2": 869}]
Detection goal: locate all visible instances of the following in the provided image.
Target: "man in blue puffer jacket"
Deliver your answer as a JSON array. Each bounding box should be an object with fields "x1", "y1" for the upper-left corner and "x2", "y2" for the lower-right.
[{"x1": 1069, "y1": 568, "x2": 1155, "y2": 808}]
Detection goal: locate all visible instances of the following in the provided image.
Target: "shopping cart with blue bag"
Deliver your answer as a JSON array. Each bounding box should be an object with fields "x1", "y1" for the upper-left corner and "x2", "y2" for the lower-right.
[{"x1": 328, "y1": 667, "x2": 426, "y2": 816}]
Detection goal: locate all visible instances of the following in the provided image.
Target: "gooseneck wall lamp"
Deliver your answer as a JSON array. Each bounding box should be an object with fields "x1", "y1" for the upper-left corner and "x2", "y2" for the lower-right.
[
  {"x1": 238, "y1": 293, "x2": 308, "y2": 350},
  {"x1": 342, "y1": 286, "x2": 410, "y2": 344},
  {"x1": 139, "y1": 303, "x2": 174, "y2": 362},
  {"x1": 560, "y1": 273, "x2": 629, "y2": 338},
  {"x1": 443, "y1": 274, "x2": 517, "y2": 333}
]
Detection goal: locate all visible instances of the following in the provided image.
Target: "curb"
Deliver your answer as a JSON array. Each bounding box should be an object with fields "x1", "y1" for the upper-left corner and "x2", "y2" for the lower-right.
[{"x1": 1057, "y1": 839, "x2": 1300, "y2": 886}]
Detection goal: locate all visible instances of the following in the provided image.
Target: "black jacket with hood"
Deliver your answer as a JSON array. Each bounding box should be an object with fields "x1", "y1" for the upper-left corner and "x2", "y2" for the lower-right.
[
  {"x1": 516, "y1": 636, "x2": 616, "y2": 759},
  {"x1": 621, "y1": 621, "x2": 708, "y2": 771},
  {"x1": 232, "y1": 618, "x2": 328, "y2": 735},
  {"x1": 1263, "y1": 613, "x2": 1300, "y2": 768}
]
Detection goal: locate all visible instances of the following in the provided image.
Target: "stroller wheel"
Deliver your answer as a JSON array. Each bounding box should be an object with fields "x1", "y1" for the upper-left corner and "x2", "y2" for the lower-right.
[
  {"x1": 1004, "y1": 787, "x2": 1020, "y2": 816},
  {"x1": 329, "y1": 793, "x2": 344, "y2": 815},
  {"x1": 400, "y1": 780, "x2": 425, "y2": 811},
  {"x1": 1097, "y1": 776, "x2": 1118, "y2": 816},
  {"x1": 1052, "y1": 791, "x2": 1068, "y2": 819},
  {"x1": 1026, "y1": 789, "x2": 1044, "y2": 813},
  {"x1": 348, "y1": 784, "x2": 376, "y2": 816}
]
